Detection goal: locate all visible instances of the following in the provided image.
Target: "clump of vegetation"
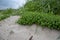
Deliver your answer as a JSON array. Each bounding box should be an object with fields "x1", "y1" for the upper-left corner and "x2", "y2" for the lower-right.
[
  {"x1": 0, "y1": 8, "x2": 15, "y2": 21},
  {"x1": 17, "y1": 0, "x2": 60, "y2": 30},
  {"x1": 0, "y1": 14, "x2": 9, "y2": 21},
  {"x1": 24, "y1": 0, "x2": 60, "y2": 14},
  {"x1": 17, "y1": 11, "x2": 60, "y2": 30}
]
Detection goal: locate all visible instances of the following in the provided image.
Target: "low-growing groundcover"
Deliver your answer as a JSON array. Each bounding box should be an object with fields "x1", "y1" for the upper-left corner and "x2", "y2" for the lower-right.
[
  {"x1": 17, "y1": 0, "x2": 60, "y2": 30},
  {"x1": 0, "y1": 8, "x2": 17, "y2": 21},
  {"x1": 0, "y1": 14, "x2": 9, "y2": 21},
  {"x1": 17, "y1": 12, "x2": 60, "y2": 30}
]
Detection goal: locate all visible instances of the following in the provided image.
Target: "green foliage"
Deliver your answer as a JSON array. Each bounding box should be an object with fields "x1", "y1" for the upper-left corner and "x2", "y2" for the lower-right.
[
  {"x1": 0, "y1": 14, "x2": 9, "y2": 21},
  {"x1": 17, "y1": 12, "x2": 60, "y2": 30},
  {"x1": 24, "y1": 0, "x2": 60, "y2": 14},
  {"x1": 2, "y1": 8, "x2": 15, "y2": 15},
  {"x1": 0, "y1": 8, "x2": 15, "y2": 21}
]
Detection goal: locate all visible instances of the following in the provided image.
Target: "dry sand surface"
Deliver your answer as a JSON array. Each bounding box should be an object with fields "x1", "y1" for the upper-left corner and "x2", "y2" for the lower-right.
[{"x1": 0, "y1": 16, "x2": 60, "y2": 40}]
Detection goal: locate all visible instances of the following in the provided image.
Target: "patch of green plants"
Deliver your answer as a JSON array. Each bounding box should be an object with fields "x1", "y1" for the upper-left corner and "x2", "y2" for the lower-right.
[
  {"x1": 17, "y1": 11, "x2": 60, "y2": 30},
  {"x1": 24, "y1": 0, "x2": 60, "y2": 14},
  {"x1": 0, "y1": 8, "x2": 16, "y2": 21},
  {"x1": 0, "y1": 14, "x2": 9, "y2": 21}
]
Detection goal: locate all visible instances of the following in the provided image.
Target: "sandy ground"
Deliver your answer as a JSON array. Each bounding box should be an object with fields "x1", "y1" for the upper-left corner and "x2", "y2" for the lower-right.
[{"x1": 0, "y1": 16, "x2": 60, "y2": 40}]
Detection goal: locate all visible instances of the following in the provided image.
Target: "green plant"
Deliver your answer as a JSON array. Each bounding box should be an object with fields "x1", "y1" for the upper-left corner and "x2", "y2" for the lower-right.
[
  {"x1": 0, "y1": 8, "x2": 16, "y2": 21},
  {"x1": 24, "y1": 0, "x2": 60, "y2": 14},
  {"x1": 17, "y1": 11, "x2": 60, "y2": 30},
  {"x1": 0, "y1": 14, "x2": 9, "y2": 21}
]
